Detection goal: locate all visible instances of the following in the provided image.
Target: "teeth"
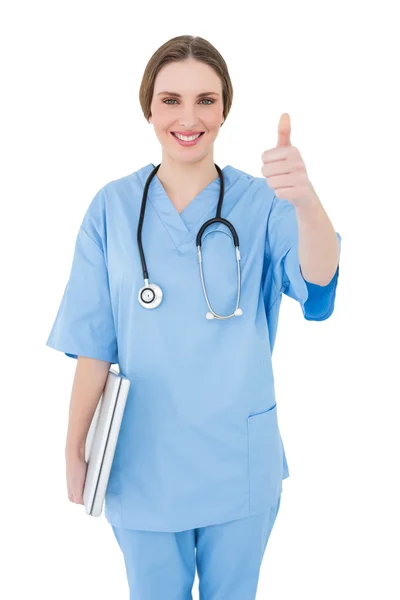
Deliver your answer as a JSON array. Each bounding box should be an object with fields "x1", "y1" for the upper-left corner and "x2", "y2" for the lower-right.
[{"x1": 174, "y1": 133, "x2": 202, "y2": 141}]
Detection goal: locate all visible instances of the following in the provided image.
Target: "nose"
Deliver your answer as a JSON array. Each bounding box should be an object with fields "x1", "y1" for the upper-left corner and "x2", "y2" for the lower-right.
[{"x1": 178, "y1": 107, "x2": 201, "y2": 129}]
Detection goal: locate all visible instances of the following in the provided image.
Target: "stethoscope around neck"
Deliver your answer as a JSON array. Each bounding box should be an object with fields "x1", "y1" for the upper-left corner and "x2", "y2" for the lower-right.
[{"x1": 137, "y1": 162, "x2": 243, "y2": 320}]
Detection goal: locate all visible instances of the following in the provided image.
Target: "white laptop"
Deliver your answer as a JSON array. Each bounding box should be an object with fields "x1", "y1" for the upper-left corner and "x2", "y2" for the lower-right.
[{"x1": 83, "y1": 368, "x2": 130, "y2": 517}]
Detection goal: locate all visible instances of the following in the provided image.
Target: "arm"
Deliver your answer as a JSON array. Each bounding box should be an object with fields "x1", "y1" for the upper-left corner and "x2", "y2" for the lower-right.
[
  {"x1": 296, "y1": 191, "x2": 340, "y2": 286},
  {"x1": 65, "y1": 356, "x2": 111, "y2": 461},
  {"x1": 265, "y1": 193, "x2": 341, "y2": 321}
]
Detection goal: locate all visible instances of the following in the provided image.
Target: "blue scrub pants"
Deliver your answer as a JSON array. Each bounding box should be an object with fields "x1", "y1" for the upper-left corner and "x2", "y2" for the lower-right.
[{"x1": 111, "y1": 494, "x2": 281, "y2": 600}]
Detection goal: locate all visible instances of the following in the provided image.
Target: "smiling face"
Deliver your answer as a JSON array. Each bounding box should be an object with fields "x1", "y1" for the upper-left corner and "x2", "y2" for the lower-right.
[{"x1": 149, "y1": 58, "x2": 224, "y2": 165}]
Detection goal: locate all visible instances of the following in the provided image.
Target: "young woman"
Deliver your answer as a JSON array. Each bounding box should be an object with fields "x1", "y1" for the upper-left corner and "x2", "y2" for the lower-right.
[{"x1": 46, "y1": 35, "x2": 341, "y2": 600}]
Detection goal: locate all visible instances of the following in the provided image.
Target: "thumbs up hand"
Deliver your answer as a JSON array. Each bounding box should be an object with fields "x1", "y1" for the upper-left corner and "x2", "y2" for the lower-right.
[{"x1": 261, "y1": 113, "x2": 319, "y2": 209}]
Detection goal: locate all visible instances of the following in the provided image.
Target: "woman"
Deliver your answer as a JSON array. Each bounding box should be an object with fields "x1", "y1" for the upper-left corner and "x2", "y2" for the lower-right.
[{"x1": 46, "y1": 35, "x2": 341, "y2": 600}]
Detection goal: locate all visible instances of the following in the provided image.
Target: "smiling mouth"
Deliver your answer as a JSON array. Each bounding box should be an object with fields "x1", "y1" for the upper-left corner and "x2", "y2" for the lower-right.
[{"x1": 171, "y1": 132, "x2": 205, "y2": 140}]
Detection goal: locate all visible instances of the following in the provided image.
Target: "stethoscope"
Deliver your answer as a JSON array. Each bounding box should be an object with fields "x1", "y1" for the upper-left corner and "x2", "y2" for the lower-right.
[{"x1": 137, "y1": 163, "x2": 243, "y2": 320}]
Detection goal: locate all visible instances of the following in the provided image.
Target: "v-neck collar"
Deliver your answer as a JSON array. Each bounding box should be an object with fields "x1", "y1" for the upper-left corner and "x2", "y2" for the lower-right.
[{"x1": 143, "y1": 163, "x2": 234, "y2": 249}]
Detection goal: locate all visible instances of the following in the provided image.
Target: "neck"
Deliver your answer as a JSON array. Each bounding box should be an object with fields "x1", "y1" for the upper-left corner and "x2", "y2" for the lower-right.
[{"x1": 156, "y1": 155, "x2": 218, "y2": 197}]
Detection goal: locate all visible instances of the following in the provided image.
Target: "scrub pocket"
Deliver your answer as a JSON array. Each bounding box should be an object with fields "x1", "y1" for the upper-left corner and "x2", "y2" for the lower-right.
[{"x1": 247, "y1": 403, "x2": 283, "y2": 515}]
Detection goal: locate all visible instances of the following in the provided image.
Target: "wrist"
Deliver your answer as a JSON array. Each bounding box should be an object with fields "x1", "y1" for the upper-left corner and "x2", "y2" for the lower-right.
[{"x1": 65, "y1": 437, "x2": 86, "y2": 461}]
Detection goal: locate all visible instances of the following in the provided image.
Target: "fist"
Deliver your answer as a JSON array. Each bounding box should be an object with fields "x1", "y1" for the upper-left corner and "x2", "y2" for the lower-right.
[{"x1": 261, "y1": 113, "x2": 319, "y2": 208}]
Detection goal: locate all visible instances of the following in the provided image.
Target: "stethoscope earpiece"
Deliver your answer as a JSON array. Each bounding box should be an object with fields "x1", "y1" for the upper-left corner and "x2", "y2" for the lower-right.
[
  {"x1": 137, "y1": 163, "x2": 243, "y2": 320},
  {"x1": 206, "y1": 308, "x2": 243, "y2": 319}
]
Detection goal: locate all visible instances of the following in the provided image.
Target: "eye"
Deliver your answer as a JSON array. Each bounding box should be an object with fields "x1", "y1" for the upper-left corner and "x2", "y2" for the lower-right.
[{"x1": 162, "y1": 98, "x2": 214, "y2": 105}]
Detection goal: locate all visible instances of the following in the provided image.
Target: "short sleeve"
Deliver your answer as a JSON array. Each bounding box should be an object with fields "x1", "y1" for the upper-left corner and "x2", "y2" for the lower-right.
[
  {"x1": 266, "y1": 195, "x2": 341, "y2": 321},
  {"x1": 45, "y1": 223, "x2": 118, "y2": 363}
]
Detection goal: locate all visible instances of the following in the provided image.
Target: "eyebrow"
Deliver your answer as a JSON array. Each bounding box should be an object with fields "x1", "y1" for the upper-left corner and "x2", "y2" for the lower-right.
[{"x1": 157, "y1": 91, "x2": 220, "y2": 98}]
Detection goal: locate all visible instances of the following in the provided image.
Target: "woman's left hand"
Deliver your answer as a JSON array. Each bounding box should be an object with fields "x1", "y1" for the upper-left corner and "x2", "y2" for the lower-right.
[{"x1": 261, "y1": 113, "x2": 320, "y2": 209}]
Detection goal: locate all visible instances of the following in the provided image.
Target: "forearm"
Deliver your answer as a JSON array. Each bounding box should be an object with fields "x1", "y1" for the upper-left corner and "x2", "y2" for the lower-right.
[
  {"x1": 65, "y1": 356, "x2": 111, "y2": 460},
  {"x1": 295, "y1": 187, "x2": 339, "y2": 286}
]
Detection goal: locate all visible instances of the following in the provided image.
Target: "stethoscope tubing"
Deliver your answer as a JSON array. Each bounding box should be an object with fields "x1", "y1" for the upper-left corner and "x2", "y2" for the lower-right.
[{"x1": 137, "y1": 163, "x2": 243, "y2": 320}]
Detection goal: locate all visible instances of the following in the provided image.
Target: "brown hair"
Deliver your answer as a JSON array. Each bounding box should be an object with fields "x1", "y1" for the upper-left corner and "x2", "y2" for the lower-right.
[{"x1": 139, "y1": 35, "x2": 233, "y2": 126}]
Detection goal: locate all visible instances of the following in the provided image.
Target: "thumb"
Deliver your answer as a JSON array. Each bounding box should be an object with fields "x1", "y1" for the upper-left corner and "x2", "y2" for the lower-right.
[{"x1": 277, "y1": 113, "x2": 292, "y2": 147}]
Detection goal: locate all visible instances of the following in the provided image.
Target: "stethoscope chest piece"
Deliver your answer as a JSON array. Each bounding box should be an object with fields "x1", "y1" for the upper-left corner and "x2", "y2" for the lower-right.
[{"x1": 138, "y1": 280, "x2": 163, "y2": 309}]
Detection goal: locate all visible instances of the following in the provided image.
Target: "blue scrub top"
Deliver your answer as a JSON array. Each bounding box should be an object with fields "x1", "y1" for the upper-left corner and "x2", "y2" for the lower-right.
[{"x1": 46, "y1": 163, "x2": 341, "y2": 532}]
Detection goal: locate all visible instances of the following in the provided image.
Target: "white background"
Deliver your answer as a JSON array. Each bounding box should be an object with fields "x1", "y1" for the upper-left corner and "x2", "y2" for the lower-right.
[{"x1": 2, "y1": 0, "x2": 399, "y2": 598}]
